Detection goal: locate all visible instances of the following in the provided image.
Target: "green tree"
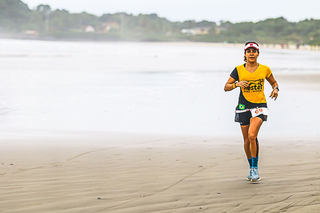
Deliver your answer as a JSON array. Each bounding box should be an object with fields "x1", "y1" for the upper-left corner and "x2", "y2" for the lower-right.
[{"x1": 0, "y1": 0, "x2": 31, "y2": 32}]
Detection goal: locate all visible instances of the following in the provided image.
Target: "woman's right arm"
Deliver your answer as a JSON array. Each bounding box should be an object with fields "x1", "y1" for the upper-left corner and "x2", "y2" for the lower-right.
[
  {"x1": 224, "y1": 77, "x2": 248, "y2": 92},
  {"x1": 224, "y1": 77, "x2": 236, "y2": 92}
]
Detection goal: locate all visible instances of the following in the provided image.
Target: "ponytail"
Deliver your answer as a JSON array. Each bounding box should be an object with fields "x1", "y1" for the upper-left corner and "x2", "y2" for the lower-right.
[{"x1": 244, "y1": 56, "x2": 247, "y2": 62}]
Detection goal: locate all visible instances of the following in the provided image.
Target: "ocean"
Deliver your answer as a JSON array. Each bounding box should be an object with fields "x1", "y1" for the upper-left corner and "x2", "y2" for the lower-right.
[{"x1": 0, "y1": 39, "x2": 319, "y2": 137}]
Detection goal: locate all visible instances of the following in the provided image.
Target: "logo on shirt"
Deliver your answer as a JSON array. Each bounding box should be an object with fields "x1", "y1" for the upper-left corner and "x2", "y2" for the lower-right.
[
  {"x1": 243, "y1": 79, "x2": 263, "y2": 93},
  {"x1": 239, "y1": 104, "x2": 245, "y2": 110}
]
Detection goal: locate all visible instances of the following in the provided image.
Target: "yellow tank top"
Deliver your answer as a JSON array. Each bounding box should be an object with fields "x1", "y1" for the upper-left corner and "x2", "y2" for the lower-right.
[{"x1": 236, "y1": 64, "x2": 272, "y2": 104}]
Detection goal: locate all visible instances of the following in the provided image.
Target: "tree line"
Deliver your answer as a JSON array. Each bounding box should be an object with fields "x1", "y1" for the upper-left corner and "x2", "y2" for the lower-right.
[{"x1": 0, "y1": 0, "x2": 319, "y2": 45}]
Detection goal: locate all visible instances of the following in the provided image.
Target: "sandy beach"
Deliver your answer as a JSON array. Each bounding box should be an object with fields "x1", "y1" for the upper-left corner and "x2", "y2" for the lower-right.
[
  {"x1": 1, "y1": 40, "x2": 320, "y2": 212},
  {"x1": 1, "y1": 129, "x2": 320, "y2": 213}
]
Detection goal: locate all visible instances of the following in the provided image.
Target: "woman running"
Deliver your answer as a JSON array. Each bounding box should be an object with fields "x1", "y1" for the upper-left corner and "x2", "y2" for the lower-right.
[{"x1": 224, "y1": 41, "x2": 279, "y2": 182}]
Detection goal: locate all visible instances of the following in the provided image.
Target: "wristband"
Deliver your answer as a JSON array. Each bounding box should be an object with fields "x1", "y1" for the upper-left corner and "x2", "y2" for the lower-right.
[
  {"x1": 232, "y1": 83, "x2": 236, "y2": 89},
  {"x1": 273, "y1": 86, "x2": 279, "y2": 91}
]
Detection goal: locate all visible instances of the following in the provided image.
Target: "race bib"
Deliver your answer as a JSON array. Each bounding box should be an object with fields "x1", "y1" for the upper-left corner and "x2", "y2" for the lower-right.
[{"x1": 250, "y1": 107, "x2": 268, "y2": 117}]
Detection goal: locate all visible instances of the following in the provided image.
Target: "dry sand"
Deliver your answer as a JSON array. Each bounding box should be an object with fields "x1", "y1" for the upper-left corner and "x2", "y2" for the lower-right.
[{"x1": 1, "y1": 129, "x2": 320, "y2": 213}]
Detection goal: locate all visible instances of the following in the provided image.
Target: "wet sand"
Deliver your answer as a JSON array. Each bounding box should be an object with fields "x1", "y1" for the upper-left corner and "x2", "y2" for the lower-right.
[{"x1": 1, "y1": 129, "x2": 320, "y2": 213}]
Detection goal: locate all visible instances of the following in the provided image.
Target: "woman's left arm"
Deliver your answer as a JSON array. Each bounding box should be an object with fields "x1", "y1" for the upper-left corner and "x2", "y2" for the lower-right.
[{"x1": 266, "y1": 74, "x2": 279, "y2": 100}]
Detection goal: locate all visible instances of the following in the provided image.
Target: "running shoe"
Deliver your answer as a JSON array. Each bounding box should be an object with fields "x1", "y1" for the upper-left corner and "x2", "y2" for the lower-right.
[
  {"x1": 246, "y1": 168, "x2": 253, "y2": 181},
  {"x1": 251, "y1": 168, "x2": 261, "y2": 182}
]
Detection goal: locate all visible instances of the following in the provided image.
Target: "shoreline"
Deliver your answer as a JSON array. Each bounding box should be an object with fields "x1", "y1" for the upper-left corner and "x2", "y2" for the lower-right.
[{"x1": 0, "y1": 36, "x2": 319, "y2": 51}]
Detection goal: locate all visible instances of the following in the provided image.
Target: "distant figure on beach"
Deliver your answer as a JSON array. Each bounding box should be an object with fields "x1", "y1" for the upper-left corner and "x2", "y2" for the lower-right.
[
  {"x1": 224, "y1": 42, "x2": 279, "y2": 182},
  {"x1": 296, "y1": 41, "x2": 301, "y2": 49}
]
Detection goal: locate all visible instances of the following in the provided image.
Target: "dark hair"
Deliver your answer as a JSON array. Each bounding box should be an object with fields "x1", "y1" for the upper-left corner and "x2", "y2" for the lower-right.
[{"x1": 244, "y1": 41, "x2": 259, "y2": 62}]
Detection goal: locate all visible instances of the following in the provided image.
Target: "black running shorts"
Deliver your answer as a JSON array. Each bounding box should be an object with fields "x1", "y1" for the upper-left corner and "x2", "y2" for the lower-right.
[{"x1": 234, "y1": 111, "x2": 267, "y2": 126}]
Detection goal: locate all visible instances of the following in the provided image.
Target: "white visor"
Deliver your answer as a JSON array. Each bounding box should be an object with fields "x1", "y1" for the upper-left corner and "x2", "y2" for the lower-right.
[{"x1": 244, "y1": 43, "x2": 259, "y2": 51}]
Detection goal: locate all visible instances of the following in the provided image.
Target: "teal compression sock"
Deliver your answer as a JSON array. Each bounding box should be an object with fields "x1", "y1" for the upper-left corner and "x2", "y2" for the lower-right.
[
  {"x1": 252, "y1": 156, "x2": 259, "y2": 168},
  {"x1": 247, "y1": 158, "x2": 252, "y2": 168}
]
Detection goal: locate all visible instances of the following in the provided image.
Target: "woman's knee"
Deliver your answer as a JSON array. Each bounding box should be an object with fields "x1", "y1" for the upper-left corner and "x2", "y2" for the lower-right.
[
  {"x1": 248, "y1": 134, "x2": 257, "y2": 143},
  {"x1": 243, "y1": 139, "x2": 250, "y2": 146}
]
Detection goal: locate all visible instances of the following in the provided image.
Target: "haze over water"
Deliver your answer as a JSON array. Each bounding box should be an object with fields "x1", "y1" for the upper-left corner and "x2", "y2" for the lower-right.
[{"x1": 0, "y1": 39, "x2": 319, "y2": 137}]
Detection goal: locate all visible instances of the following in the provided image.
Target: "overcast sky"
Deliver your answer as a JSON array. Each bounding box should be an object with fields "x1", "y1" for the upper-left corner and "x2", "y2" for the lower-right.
[{"x1": 22, "y1": 0, "x2": 320, "y2": 23}]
